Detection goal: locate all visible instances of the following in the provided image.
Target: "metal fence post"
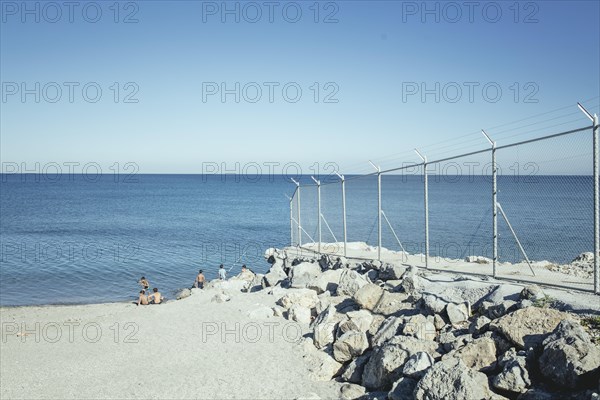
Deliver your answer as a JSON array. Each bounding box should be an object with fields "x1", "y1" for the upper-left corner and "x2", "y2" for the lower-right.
[
  {"x1": 483, "y1": 130, "x2": 497, "y2": 278},
  {"x1": 337, "y1": 173, "x2": 347, "y2": 257},
  {"x1": 291, "y1": 178, "x2": 301, "y2": 247},
  {"x1": 312, "y1": 176, "x2": 322, "y2": 255},
  {"x1": 578, "y1": 103, "x2": 599, "y2": 295},
  {"x1": 415, "y1": 149, "x2": 429, "y2": 267},
  {"x1": 286, "y1": 194, "x2": 293, "y2": 246},
  {"x1": 370, "y1": 161, "x2": 382, "y2": 261}
]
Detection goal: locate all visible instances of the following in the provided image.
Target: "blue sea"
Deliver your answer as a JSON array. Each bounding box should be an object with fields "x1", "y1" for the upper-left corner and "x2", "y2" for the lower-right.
[{"x1": 0, "y1": 174, "x2": 594, "y2": 306}]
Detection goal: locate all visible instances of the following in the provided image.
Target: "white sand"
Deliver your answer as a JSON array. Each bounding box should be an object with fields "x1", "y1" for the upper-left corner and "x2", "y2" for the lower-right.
[{"x1": 0, "y1": 290, "x2": 340, "y2": 400}]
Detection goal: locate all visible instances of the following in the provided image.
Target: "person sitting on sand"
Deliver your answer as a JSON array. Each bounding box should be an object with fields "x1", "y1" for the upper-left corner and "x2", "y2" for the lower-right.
[
  {"x1": 148, "y1": 288, "x2": 164, "y2": 304},
  {"x1": 194, "y1": 270, "x2": 205, "y2": 289},
  {"x1": 137, "y1": 290, "x2": 149, "y2": 306},
  {"x1": 218, "y1": 264, "x2": 226, "y2": 280},
  {"x1": 138, "y1": 276, "x2": 150, "y2": 290}
]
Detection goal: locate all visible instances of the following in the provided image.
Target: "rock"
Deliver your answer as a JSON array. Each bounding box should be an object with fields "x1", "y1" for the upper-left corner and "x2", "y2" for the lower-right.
[
  {"x1": 307, "y1": 269, "x2": 344, "y2": 294},
  {"x1": 422, "y1": 294, "x2": 449, "y2": 315},
  {"x1": 469, "y1": 315, "x2": 492, "y2": 336},
  {"x1": 482, "y1": 331, "x2": 513, "y2": 355},
  {"x1": 371, "y1": 316, "x2": 403, "y2": 348},
  {"x1": 279, "y1": 289, "x2": 319, "y2": 310},
  {"x1": 388, "y1": 377, "x2": 417, "y2": 400},
  {"x1": 486, "y1": 300, "x2": 519, "y2": 319},
  {"x1": 372, "y1": 291, "x2": 411, "y2": 316},
  {"x1": 318, "y1": 254, "x2": 332, "y2": 270},
  {"x1": 362, "y1": 336, "x2": 439, "y2": 390},
  {"x1": 175, "y1": 288, "x2": 192, "y2": 300},
  {"x1": 414, "y1": 357, "x2": 493, "y2": 400},
  {"x1": 447, "y1": 336, "x2": 497, "y2": 372},
  {"x1": 354, "y1": 283, "x2": 384, "y2": 311},
  {"x1": 520, "y1": 285, "x2": 546, "y2": 302},
  {"x1": 438, "y1": 332, "x2": 473, "y2": 353},
  {"x1": 334, "y1": 331, "x2": 369, "y2": 363},
  {"x1": 402, "y1": 351, "x2": 434, "y2": 379},
  {"x1": 434, "y1": 314, "x2": 446, "y2": 331},
  {"x1": 402, "y1": 314, "x2": 436, "y2": 341},
  {"x1": 303, "y1": 346, "x2": 343, "y2": 381},
  {"x1": 338, "y1": 310, "x2": 374, "y2": 336},
  {"x1": 378, "y1": 264, "x2": 406, "y2": 281},
  {"x1": 289, "y1": 304, "x2": 312, "y2": 324},
  {"x1": 490, "y1": 307, "x2": 574, "y2": 349},
  {"x1": 337, "y1": 269, "x2": 369, "y2": 296},
  {"x1": 290, "y1": 262, "x2": 322, "y2": 289},
  {"x1": 211, "y1": 292, "x2": 231, "y2": 303},
  {"x1": 263, "y1": 261, "x2": 288, "y2": 287},
  {"x1": 272, "y1": 306, "x2": 285, "y2": 317},
  {"x1": 341, "y1": 352, "x2": 371, "y2": 384},
  {"x1": 572, "y1": 252, "x2": 595, "y2": 263},
  {"x1": 312, "y1": 305, "x2": 344, "y2": 349},
  {"x1": 399, "y1": 267, "x2": 423, "y2": 295},
  {"x1": 339, "y1": 383, "x2": 366, "y2": 400},
  {"x1": 539, "y1": 319, "x2": 600, "y2": 389},
  {"x1": 246, "y1": 305, "x2": 274, "y2": 319},
  {"x1": 492, "y1": 348, "x2": 531, "y2": 393},
  {"x1": 465, "y1": 255, "x2": 491, "y2": 263},
  {"x1": 446, "y1": 302, "x2": 470, "y2": 327}
]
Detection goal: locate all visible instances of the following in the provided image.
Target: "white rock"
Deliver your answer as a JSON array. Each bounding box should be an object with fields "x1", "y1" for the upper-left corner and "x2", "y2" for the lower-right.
[
  {"x1": 333, "y1": 330, "x2": 369, "y2": 363},
  {"x1": 279, "y1": 289, "x2": 319, "y2": 310},
  {"x1": 402, "y1": 351, "x2": 434, "y2": 379},
  {"x1": 289, "y1": 304, "x2": 312, "y2": 324},
  {"x1": 337, "y1": 269, "x2": 369, "y2": 296},
  {"x1": 446, "y1": 302, "x2": 470, "y2": 327}
]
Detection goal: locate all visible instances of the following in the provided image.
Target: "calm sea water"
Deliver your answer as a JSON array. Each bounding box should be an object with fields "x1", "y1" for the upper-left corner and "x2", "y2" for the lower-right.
[{"x1": 0, "y1": 174, "x2": 593, "y2": 306}]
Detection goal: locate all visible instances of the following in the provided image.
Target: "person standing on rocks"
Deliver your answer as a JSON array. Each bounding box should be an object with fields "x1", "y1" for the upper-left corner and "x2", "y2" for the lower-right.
[
  {"x1": 194, "y1": 270, "x2": 205, "y2": 289},
  {"x1": 218, "y1": 265, "x2": 226, "y2": 280}
]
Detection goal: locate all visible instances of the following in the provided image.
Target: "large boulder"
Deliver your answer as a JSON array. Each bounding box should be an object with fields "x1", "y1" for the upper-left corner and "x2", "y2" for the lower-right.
[
  {"x1": 490, "y1": 307, "x2": 574, "y2": 349},
  {"x1": 362, "y1": 336, "x2": 439, "y2": 390},
  {"x1": 445, "y1": 336, "x2": 497, "y2": 372},
  {"x1": 538, "y1": 320, "x2": 600, "y2": 389},
  {"x1": 301, "y1": 340, "x2": 343, "y2": 381},
  {"x1": 290, "y1": 262, "x2": 322, "y2": 288},
  {"x1": 312, "y1": 304, "x2": 345, "y2": 349},
  {"x1": 278, "y1": 288, "x2": 319, "y2": 310},
  {"x1": 340, "y1": 352, "x2": 371, "y2": 384},
  {"x1": 402, "y1": 314, "x2": 436, "y2": 341},
  {"x1": 333, "y1": 331, "x2": 369, "y2": 363},
  {"x1": 371, "y1": 316, "x2": 403, "y2": 348},
  {"x1": 263, "y1": 260, "x2": 288, "y2": 287},
  {"x1": 446, "y1": 302, "x2": 470, "y2": 327},
  {"x1": 337, "y1": 310, "x2": 374, "y2": 336},
  {"x1": 289, "y1": 304, "x2": 312, "y2": 324},
  {"x1": 378, "y1": 264, "x2": 407, "y2": 281},
  {"x1": 337, "y1": 269, "x2": 369, "y2": 296},
  {"x1": 422, "y1": 294, "x2": 449, "y2": 314},
  {"x1": 307, "y1": 268, "x2": 344, "y2": 294},
  {"x1": 398, "y1": 267, "x2": 424, "y2": 295},
  {"x1": 492, "y1": 348, "x2": 531, "y2": 394},
  {"x1": 339, "y1": 383, "x2": 366, "y2": 400},
  {"x1": 414, "y1": 357, "x2": 494, "y2": 400},
  {"x1": 388, "y1": 377, "x2": 417, "y2": 400},
  {"x1": 354, "y1": 283, "x2": 384, "y2": 311},
  {"x1": 372, "y1": 291, "x2": 411, "y2": 316},
  {"x1": 175, "y1": 288, "x2": 192, "y2": 300},
  {"x1": 402, "y1": 351, "x2": 434, "y2": 379}
]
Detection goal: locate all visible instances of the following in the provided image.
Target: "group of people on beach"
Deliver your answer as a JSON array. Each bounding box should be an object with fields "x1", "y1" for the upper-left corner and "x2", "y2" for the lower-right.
[
  {"x1": 136, "y1": 277, "x2": 164, "y2": 306},
  {"x1": 136, "y1": 264, "x2": 247, "y2": 306}
]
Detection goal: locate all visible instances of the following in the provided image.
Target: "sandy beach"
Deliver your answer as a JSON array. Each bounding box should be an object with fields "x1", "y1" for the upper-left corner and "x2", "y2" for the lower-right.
[{"x1": 0, "y1": 289, "x2": 339, "y2": 400}]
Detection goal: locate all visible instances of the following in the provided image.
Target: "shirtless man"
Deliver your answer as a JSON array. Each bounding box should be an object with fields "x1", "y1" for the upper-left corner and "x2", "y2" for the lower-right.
[
  {"x1": 137, "y1": 290, "x2": 149, "y2": 306},
  {"x1": 138, "y1": 276, "x2": 150, "y2": 290},
  {"x1": 148, "y1": 287, "x2": 163, "y2": 304},
  {"x1": 194, "y1": 270, "x2": 205, "y2": 289}
]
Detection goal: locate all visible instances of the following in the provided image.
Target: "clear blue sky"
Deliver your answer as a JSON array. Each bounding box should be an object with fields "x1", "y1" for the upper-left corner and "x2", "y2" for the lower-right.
[{"x1": 1, "y1": 0, "x2": 599, "y2": 174}]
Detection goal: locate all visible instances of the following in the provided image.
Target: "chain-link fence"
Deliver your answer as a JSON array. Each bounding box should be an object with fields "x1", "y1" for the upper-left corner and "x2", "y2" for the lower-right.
[{"x1": 288, "y1": 109, "x2": 599, "y2": 294}]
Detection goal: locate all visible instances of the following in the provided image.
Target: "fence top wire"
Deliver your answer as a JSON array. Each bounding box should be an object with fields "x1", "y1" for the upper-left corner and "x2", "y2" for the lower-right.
[{"x1": 292, "y1": 124, "x2": 595, "y2": 189}]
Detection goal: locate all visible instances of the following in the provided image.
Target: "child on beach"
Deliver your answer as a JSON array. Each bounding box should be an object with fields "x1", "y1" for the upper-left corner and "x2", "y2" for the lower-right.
[
  {"x1": 218, "y1": 265, "x2": 226, "y2": 280},
  {"x1": 148, "y1": 288, "x2": 164, "y2": 304},
  {"x1": 137, "y1": 290, "x2": 149, "y2": 306},
  {"x1": 194, "y1": 270, "x2": 205, "y2": 289}
]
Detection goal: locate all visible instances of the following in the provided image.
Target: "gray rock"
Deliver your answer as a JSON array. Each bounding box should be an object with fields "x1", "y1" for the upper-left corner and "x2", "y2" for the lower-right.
[
  {"x1": 334, "y1": 330, "x2": 369, "y2": 363},
  {"x1": 378, "y1": 264, "x2": 407, "y2": 281},
  {"x1": 399, "y1": 267, "x2": 423, "y2": 295},
  {"x1": 307, "y1": 269, "x2": 344, "y2": 294},
  {"x1": 487, "y1": 300, "x2": 519, "y2": 319},
  {"x1": 469, "y1": 315, "x2": 492, "y2": 335},
  {"x1": 246, "y1": 306, "x2": 274, "y2": 319},
  {"x1": 402, "y1": 351, "x2": 434, "y2": 379},
  {"x1": 289, "y1": 304, "x2": 312, "y2": 324},
  {"x1": 341, "y1": 352, "x2": 371, "y2": 384},
  {"x1": 402, "y1": 314, "x2": 436, "y2": 341},
  {"x1": 422, "y1": 294, "x2": 449, "y2": 314},
  {"x1": 446, "y1": 302, "x2": 470, "y2": 327},
  {"x1": 339, "y1": 383, "x2": 366, "y2": 400},
  {"x1": 372, "y1": 291, "x2": 411, "y2": 316},
  {"x1": 279, "y1": 288, "x2": 319, "y2": 310},
  {"x1": 520, "y1": 285, "x2": 546, "y2": 302},
  {"x1": 446, "y1": 336, "x2": 497, "y2": 372},
  {"x1": 303, "y1": 345, "x2": 343, "y2": 381},
  {"x1": 175, "y1": 288, "x2": 192, "y2": 300},
  {"x1": 290, "y1": 261, "x2": 322, "y2": 289},
  {"x1": 414, "y1": 357, "x2": 493, "y2": 400},
  {"x1": 312, "y1": 304, "x2": 344, "y2": 349},
  {"x1": 338, "y1": 310, "x2": 374, "y2": 336},
  {"x1": 490, "y1": 307, "x2": 574, "y2": 349},
  {"x1": 263, "y1": 261, "x2": 288, "y2": 287},
  {"x1": 210, "y1": 292, "x2": 231, "y2": 303},
  {"x1": 539, "y1": 320, "x2": 600, "y2": 389},
  {"x1": 388, "y1": 377, "x2": 417, "y2": 400},
  {"x1": 354, "y1": 284, "x2": 384, "y2": 311},
  {"x1": 492, "y1": 348, "x2": 531, "y2": 393},
  {"x1": 371, "y1": 316, "x2": 403, "y2": 348},
  {"x1": 337, "y1": 269, "x2": 369, "y2": 296}
]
